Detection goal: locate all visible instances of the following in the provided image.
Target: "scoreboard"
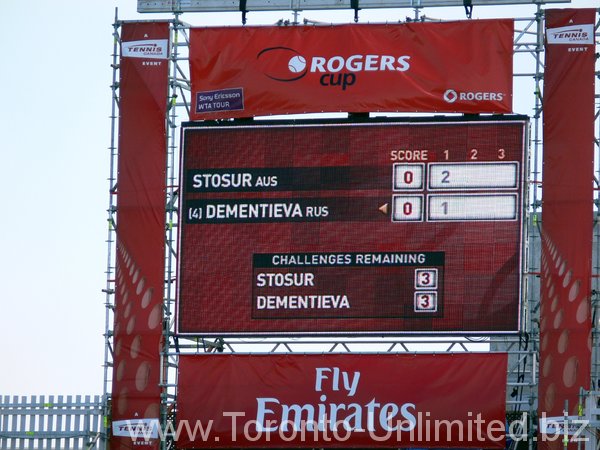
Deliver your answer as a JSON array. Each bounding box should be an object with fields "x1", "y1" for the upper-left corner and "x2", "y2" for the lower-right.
[{"x1": 177, "y1": 117, "x2": 527, "y2": 335}]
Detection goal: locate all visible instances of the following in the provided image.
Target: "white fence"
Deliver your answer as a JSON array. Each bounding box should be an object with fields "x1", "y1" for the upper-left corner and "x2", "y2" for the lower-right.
[{"x1": 0, "y1": 395, "x2": 104, "y2": 449}]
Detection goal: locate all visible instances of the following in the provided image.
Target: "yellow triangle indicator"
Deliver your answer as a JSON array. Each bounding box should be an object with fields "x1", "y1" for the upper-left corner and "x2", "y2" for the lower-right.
[{"x1": 379, "y1": 203, "x2": 389, "y2": 215}]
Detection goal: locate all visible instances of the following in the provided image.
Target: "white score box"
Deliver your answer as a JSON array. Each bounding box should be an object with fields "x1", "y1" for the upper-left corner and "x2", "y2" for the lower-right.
[
  {"x1": 428, "y1": 162, "x2": 519, "y2": 190},
  {"x1": 392, "y1": 195, "x2": 423, "y2": 222},
  {"x1": 414, "y1": 292, "x2": 438, "y2": 312},
  {"x1": 415, "y1": 268, "x2": 438, "y2": 289},
  {"x1": 428, "y1": 194, "x2": 518, "y2": 221},
  {"x1": 393, "y1": 163, "x2": 425, "y2": 190}
]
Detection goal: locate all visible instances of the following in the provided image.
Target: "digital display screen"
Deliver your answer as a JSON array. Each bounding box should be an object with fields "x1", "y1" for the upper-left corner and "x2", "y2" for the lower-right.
[{"x1": 177, "y1": 118, "x2": 526, "y2": 335}]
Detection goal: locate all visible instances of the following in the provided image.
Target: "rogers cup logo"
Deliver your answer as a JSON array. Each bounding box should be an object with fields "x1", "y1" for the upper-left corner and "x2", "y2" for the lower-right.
[
  {"x1": 256, "y1": 46, "x2": 411, "y2": 90},
  {"x1": 547, "y1": 24, "x2": 594, "y2": 44},
  {"x1": 122, "y1": 39, "x2": 169, "y2": 59}
]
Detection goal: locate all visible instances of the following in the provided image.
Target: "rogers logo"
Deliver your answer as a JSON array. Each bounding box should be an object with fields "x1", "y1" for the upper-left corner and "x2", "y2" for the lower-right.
[
  {"x1": 444, "y1": 89, "x2": 505, "y2": 103},
  {"x1": 443, "y1": 89, "x2": 458, "y2": 103},
  {"x1": 257, "y1": 47, "x2": 411, "y2": 90}
]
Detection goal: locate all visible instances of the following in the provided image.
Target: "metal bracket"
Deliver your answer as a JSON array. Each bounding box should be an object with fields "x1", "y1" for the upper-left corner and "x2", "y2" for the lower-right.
[
  {"x1": 240, "y1": 0, "x2": 248, "y2": 25},
  {"x1": 351, "y1": 0, "x2": 360, "y2": 22}
]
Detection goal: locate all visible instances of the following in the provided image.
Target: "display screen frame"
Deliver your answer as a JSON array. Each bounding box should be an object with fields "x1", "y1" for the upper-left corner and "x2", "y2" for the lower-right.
[{"x1": 176, "y1": 115, "x2": 529, "y2": 337}]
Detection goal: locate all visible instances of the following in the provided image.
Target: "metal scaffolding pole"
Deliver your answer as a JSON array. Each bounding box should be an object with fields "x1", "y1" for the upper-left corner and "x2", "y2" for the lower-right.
[
  {"x1": 160, "y1": 14, "x2": 188, "y2": 450},
  {"x1": 101, "y1": 8, "x2": 121, "y2": 450}
]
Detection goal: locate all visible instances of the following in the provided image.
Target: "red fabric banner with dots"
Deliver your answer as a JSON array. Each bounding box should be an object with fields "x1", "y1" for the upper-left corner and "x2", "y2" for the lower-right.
[
  {"x1": 538, "y1": 8, "x2": 595, "y2": 448},
  {"x1": 176, "y1": 353, "x2": 508, "y2": 448},
  {"x1": 110, "y1": 22, "x2": 169, "y2": 450}
]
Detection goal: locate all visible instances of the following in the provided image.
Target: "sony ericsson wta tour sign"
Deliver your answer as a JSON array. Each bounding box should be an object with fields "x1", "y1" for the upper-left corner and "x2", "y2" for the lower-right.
[
  {"x1": 176, "y1": 353, "x2": 508, "y2": 448},
  {"x1": 189, "y1": 20, "x2": 513, "y2": 119}
]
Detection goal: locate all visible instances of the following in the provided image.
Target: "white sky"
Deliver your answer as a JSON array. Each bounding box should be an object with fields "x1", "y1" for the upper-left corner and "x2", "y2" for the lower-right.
[{"x1": 0, "y1": 0, "x2": 597, "y2": 396}]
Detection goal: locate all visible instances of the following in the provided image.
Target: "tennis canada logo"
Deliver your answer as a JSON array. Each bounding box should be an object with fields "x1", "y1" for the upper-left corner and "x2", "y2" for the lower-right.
[
  {"x1": 546, "y1": 24, "x2": 594, "y2": 44},
  {"x1": 256, "y1": 46, "x2": 411, "y2": 90},
  {"x1": 122, "y1": 39, "x2": 169, "y2": 59}
]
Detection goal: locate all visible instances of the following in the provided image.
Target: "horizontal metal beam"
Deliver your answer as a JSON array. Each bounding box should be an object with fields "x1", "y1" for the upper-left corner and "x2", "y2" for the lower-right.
[{"x1": 138, "y1": 0, "x2": 569, "y2": 13}]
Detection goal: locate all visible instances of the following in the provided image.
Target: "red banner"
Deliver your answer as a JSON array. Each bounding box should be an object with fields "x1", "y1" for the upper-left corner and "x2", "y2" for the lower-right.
[
  {"x1": 189, "y1": 20, "x2": 513, "y2": 119},
  {"x1": 538, "y1": 8, "x2": 596, "y2": 449},
  {"x1": 176, "y1": 353, "x2": 507, "y2": 448},
  {"x1": 110, "y1": 22, "x2": 169, "y2": 450}
]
